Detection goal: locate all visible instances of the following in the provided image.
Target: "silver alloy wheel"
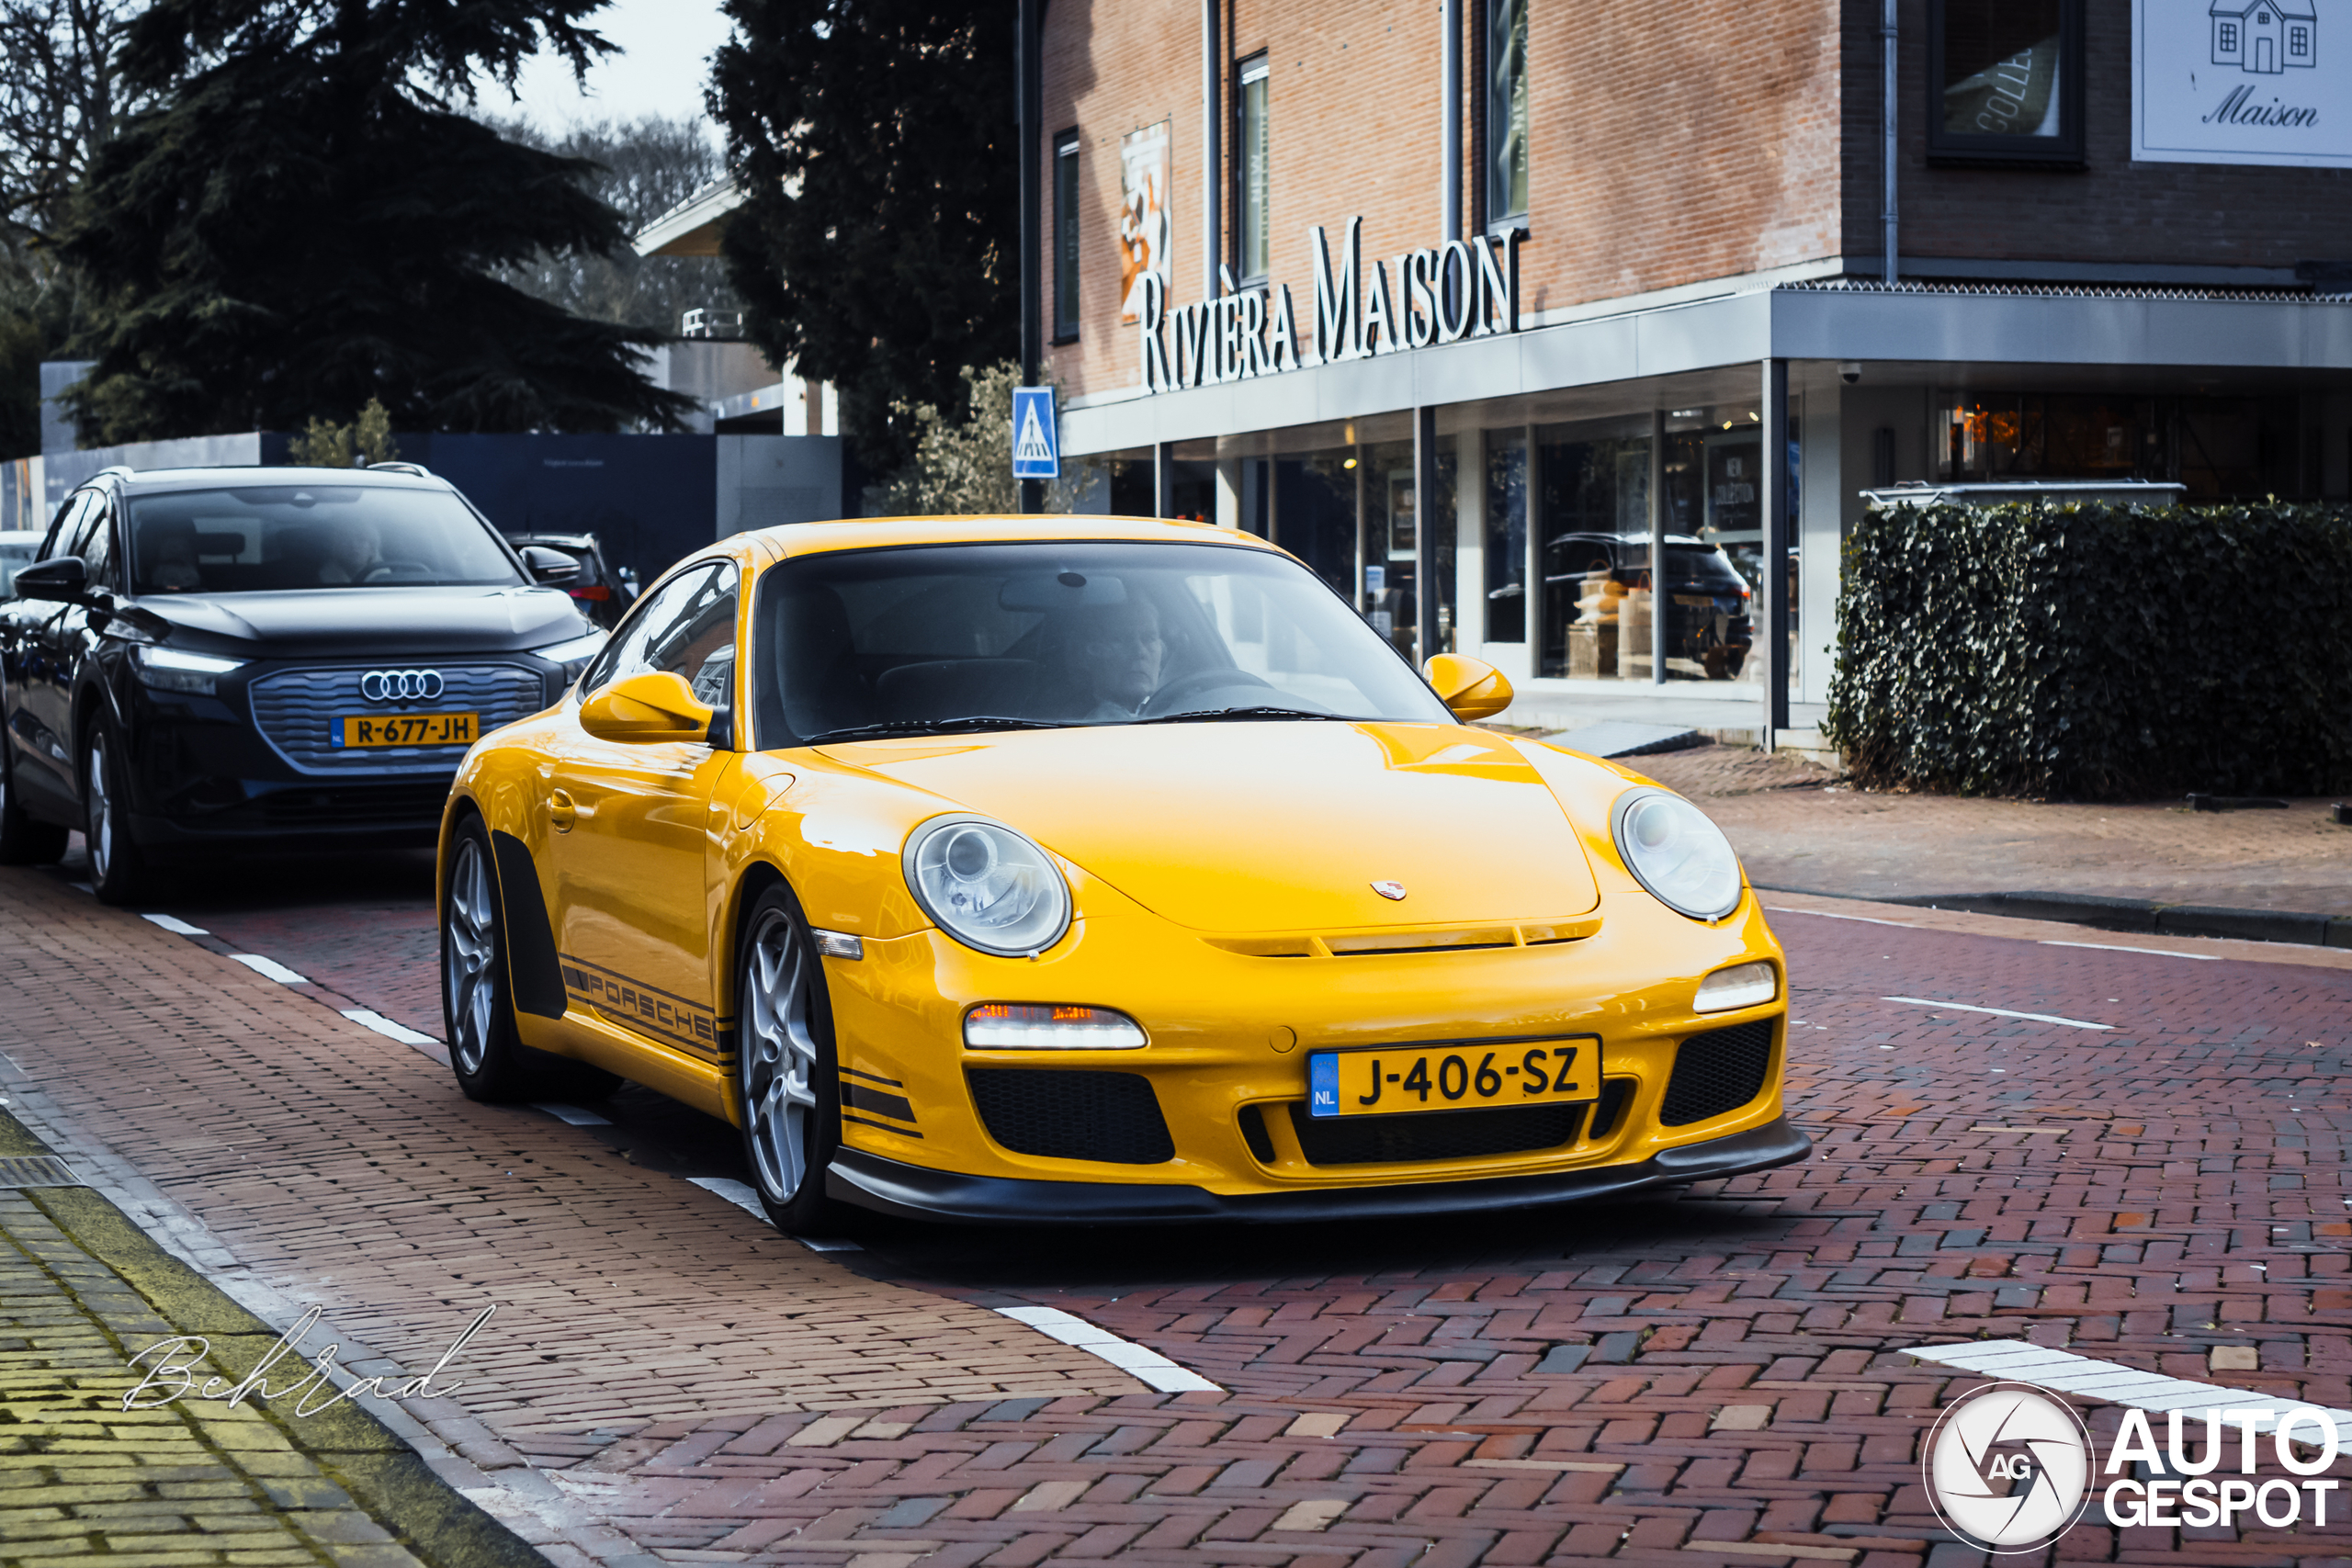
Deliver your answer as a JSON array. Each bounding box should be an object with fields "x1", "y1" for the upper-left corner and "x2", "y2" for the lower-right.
[
  {"x1": 741, "y1": 908, "x2": 820, "y2": 1203},
  {"x1": 444, "y1": 839, "x2": 499, "y2": 1076},
  {"x1": 85, "y1": 734, "x2": 114, "y2": 884}
]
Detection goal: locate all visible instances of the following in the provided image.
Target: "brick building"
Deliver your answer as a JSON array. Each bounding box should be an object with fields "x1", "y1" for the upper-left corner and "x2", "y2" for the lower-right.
[{"x1": 1028, "y1": 0, "x2": 2352, "y2": 728}]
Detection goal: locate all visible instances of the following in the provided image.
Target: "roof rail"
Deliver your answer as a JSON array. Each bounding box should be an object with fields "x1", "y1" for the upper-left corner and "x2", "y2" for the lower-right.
[
  {"x1": 360, "y1": 461, "x2": 431, "y2": 477},
  {"x1": 93, "y1": 466, "x2": 134, "y2": 481}
]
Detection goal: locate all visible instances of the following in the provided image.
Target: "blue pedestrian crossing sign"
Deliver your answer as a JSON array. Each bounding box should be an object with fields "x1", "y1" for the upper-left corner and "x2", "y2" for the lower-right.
[{"x1": 1012, "y1": 387, "x2": 1059, "y2": 480}]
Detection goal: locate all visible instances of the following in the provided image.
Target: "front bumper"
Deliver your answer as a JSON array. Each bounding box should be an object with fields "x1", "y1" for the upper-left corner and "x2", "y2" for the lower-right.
[{"x1": 825, "y1": 1115, "x2": 1814, "y2": 1224}]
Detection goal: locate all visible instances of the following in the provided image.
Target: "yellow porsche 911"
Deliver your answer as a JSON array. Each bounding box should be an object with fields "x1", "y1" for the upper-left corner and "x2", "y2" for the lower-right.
[{"x1": 438, "y1": 516, "x2": 1808, "y2": 1231}]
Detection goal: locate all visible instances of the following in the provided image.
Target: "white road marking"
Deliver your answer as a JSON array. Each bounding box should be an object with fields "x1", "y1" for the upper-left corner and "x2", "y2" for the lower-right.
[
  {"x1": 684, "y1": 1176, "x2": 864, "y2": 1251},
  {"x1": 141, "y1": 913, "x2": 209, "y2": 936},
  {"x1": 2041, "y1": 939, "x2": 2221, "y2": 961},
  {"x1": 340, "y1": 1009, "x2": 438, "y2": 1045},
  {"x1": 996, "y1": 1304, "x2": 1222, "y2": 1393},
  {"x1": 1903, "y1": 1337, "x2": 2352, "y2": 1446},
  {"x1": 230, "y1": 953, "x2": 309, "y2": 985},
  {"x1": 1766, "y1": 906, "x2": 1915, "y2": 928},
  {"x1": 530, "y1": 1101, "x2": 611, "y2": 1126},
  {"x1": 1882, "y1": 996, "x2": 2113, "y2": 1031}
]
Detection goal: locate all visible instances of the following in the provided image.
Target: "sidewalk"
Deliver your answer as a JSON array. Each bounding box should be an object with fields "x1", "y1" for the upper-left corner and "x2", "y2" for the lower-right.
[
  {"x1": 1625, "y1": 742, "x2": 2352, "y2": 920},
  {"x1": 0, "y1": 1107, "x2": 545, "y2": 1568}
]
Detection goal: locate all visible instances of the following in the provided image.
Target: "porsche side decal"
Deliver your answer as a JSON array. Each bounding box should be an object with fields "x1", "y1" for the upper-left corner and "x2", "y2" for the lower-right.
[{"x1": 557, "y1": 953, "x2": 724, "y2": 1056}]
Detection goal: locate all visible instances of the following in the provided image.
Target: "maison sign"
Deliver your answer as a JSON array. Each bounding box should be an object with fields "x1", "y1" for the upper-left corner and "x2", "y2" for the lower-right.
[
  {"x1": 1131, "y1": 220, "x2": 1523, "y2": 395},
  {"x1": 2132, "y1": 0, "x2": 2351, "y2": 167}
]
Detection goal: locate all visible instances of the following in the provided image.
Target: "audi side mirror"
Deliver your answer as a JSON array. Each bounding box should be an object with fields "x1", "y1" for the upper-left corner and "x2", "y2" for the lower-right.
[
  {"x1": 521, "y1": 546, "x2": 582, "y2": 585},
  {"x1": 12, "y1": 556, "x2": 88, "y2": 603}
]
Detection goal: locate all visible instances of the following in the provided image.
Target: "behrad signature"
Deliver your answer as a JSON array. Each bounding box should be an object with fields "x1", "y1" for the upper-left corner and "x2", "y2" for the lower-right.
[{"x1": 121, "y1": 1303, "x2": 495, "y2": 1416}]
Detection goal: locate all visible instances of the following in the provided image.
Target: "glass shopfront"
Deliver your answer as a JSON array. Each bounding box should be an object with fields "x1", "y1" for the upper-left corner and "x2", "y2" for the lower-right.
[{"x1": 1936, "y1": 391, "x2": 2301, "y2": 497}]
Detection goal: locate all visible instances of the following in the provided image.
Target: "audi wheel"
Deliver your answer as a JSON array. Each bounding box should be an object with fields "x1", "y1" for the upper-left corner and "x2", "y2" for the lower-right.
[{"x1": 84, "y1": 723, "x2": 150, "y2": 904}]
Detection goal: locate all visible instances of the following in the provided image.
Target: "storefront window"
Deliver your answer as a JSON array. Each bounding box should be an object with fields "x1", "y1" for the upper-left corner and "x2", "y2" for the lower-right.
[
  {"x1": 1936, "y1": 392, "x2": 2301, "y2": 498},
  {"x1": 1484, "y1": 433, "x2": 1527, "y2": 644},
  {"x1": 1236, "y1": 57, "x2": 1271, "y2": 282},
  {"x1": 1535, "y1": 428, "x2": 1648, "y2": 680},
  {"x1": 1273, "y1": 453, "x2": 1357, "y2": 599},
  {"x1": 1486, "y1": 0, "x2": 1528, "y2": 225},
  {"x1": 1927, "y1": 0, "x2": 2083, "y2": 164},
  {"x1": 1053, "y1": 131, "x2": 1081, "y2": 340}
]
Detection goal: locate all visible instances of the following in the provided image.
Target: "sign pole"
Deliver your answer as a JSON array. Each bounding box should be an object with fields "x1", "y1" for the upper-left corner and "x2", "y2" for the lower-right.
[{"x1": 1017, "y1": 0, "x2": 1044, "y2": 514}]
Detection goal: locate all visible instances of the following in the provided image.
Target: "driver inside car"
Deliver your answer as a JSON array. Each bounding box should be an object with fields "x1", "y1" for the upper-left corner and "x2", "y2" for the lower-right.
[
  {"x1": 1068, "y1": 596, "x2": 1166, "y2": 719},
  {"x1": 318, "y1": 517, "x2": 388, "y2": 584}
]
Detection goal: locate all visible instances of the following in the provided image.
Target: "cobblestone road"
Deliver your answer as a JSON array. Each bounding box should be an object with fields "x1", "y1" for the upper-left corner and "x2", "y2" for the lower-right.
[{"x1": 7, "y1": 840, "x2": 2352, "y2": 1566}]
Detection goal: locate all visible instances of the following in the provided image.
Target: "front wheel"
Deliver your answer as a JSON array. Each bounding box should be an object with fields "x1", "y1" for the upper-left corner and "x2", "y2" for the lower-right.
[
  {"x1": 84, "y1": 724, "x2": 150, "y2": 904},
  {"x1": 736, "y1": 885, "x2": 842, "y2": 1233}
]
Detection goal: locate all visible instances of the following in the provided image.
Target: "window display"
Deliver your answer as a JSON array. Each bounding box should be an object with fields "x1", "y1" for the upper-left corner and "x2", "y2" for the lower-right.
[{"x1": 1927, "y1": 0, "x2": 2083, "y2": 163}]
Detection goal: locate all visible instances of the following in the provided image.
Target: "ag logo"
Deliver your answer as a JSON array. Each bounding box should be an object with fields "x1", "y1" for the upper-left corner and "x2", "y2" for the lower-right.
[{"x1": 1922, "y1": 1382, "x2": 2092, "y2": 1553}]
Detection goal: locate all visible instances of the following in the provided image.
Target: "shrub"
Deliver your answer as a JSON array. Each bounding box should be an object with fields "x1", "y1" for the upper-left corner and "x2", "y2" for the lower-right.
[{"x1": 1822, "y1": 499, "x2": 2352, "y2": 800}]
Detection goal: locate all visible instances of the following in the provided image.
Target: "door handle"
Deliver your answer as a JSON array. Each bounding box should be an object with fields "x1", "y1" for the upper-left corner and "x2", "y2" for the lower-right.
[{"x1": 548, "y1": 789, "x2": 576, "y2": 831}]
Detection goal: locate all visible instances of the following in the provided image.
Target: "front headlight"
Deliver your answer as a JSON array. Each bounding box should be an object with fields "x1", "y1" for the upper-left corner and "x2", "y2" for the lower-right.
[
  {"x1": 1611, "y1": 787, "x2": 1744, "y2": 920},
  {"x1": 131, "y1": 644, "x2": 245, "y2": 695},
  {"x1": 902, "y1": 815, "x2": 1072, "y2": 957},
  {"x1": 535, "y1": 628, "x2": 606, "y2": 687}
]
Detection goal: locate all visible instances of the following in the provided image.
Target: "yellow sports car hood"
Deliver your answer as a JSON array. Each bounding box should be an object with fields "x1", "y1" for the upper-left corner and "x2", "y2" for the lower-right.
[{"x1": 818, "y1": 722, "x2": 1600, "y2": 931}]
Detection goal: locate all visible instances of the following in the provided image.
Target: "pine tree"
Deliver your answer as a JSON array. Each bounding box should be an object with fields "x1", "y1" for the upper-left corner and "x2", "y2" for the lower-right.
[
  {"x1": 58, "y1": 0, "x2": 695, "y2": 444},
  {"x1": 709, "y1": 0, "x2": 1017, "y2": 474}
]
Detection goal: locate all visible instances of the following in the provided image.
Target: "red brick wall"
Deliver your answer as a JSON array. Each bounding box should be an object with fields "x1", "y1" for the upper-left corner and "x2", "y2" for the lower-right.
[{"x1": 1849, "y1": 0, "x2": 2352, "y2": 270}]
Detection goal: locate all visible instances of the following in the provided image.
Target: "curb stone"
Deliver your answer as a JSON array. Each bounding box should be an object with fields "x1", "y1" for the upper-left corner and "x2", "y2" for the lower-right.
[{"x1": 1762, "y1": 885, "x2": 2352, "y2": 949}]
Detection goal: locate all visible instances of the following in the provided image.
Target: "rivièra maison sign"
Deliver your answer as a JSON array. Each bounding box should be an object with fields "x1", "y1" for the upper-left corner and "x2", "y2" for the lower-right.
[{"x1": 1130, "y1": 220, "x2": 1524, "y2": 394}]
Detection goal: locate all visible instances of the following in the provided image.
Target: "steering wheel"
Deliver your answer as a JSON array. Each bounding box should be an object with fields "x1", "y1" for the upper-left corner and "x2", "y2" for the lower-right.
[{"x1": 1139, "y1": 667, "x2": 1277, "y2": 718}]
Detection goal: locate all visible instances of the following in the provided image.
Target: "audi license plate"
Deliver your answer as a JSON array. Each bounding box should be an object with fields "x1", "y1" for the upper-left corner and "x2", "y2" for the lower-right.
[
  {"x1": 1306, "y1": 1037, "x2": 1600, "y2": 1119},
  {"x1": 337, "y1": 712, "x2": 480, "y2": 749}
]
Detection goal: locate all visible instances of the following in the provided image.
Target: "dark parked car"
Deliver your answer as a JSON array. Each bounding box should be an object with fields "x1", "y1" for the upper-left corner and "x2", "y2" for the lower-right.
[
  {"x1": 0, "y1": 464, "x2": 606, "y2": 901},
  {"x1": 1544, "y1": 531, "x2": 1753, "y2": 679},
  {"x1": 501, "y1": 530, "x2": 638, "y2": 630}
]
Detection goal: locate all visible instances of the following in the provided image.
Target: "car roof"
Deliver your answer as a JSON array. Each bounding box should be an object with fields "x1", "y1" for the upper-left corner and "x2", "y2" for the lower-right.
[
  {"x1": 101, "y1": 466, "x2": 452, "y2": 495},
  {"x1": 743, "y1": 514, "x2": 1282, "y2": 560},
  {"x1": 505, "y1": 532, "x2": 599, "y2": 548}
]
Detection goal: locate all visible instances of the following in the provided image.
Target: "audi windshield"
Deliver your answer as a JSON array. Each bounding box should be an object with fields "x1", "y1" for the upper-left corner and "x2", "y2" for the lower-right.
[{"x1": 124, "y1": 487, "x2": 526, "y2": 595}]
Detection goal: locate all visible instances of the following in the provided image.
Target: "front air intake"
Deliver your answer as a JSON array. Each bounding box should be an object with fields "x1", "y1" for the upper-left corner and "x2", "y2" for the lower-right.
[
  {"x1": 1657, "y1": 1021, "x2": 1775, "y2": 1126},
  {"x1": 967, "y1": 1069, "x2": 1175, "y2": 1164},
  {"x1": 1285, "y1": 1102, "x2": 1584, "y2": 1166}
]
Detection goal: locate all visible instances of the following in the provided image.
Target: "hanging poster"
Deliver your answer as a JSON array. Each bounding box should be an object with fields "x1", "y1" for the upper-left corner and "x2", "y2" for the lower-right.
[
  {"x1": 1118, "y1": 121, "x2": 1170, "y2": 325},
  {"x1": 2133, "y1": 0, "x2": 2352, "y2": 167}
]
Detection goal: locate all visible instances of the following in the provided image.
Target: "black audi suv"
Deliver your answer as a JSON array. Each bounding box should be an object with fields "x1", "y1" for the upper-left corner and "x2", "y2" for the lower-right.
[{"x1": 0, "y1": 464, "x2": 605, "y2": 901}]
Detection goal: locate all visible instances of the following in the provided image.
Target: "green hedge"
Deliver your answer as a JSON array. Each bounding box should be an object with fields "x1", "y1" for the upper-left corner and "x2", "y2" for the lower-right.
[{"x1": 1822, "y1": 500, "x2": 2352, "y2": 800}]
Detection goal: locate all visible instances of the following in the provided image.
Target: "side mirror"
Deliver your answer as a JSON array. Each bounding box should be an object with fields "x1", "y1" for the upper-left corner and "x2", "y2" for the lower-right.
[
  {"x1": 578, "y1": 671, "x2": 714, "y2": 744},
  {"x1": 521, "y1": 546, "x2": 582, "y2": 585},
  {"x1": 13, "y1": 555, "x2": 87, "y2": 603},
  {"x1": 1424, "y1": 653, "x2": 1513, "y2": 721}
]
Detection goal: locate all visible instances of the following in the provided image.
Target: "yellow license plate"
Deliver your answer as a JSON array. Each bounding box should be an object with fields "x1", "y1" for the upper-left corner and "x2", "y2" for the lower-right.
[
  {"x1": 339, "y1": 712, "x2": 479, "y2": 749},
  {"x1": 1306, "y1": 1038, "x2": 1600, "y2": 1119}
]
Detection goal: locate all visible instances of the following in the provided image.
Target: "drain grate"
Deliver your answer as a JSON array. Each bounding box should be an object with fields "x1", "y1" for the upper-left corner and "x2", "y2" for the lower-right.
[{"x1": 0, "y1": 1155, "x2": 85, "y2": 1189}]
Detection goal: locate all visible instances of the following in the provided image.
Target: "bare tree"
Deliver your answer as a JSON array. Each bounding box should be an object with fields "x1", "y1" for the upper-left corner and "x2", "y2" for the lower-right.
[{"x1": 0, "y1": 0, "x2": 148, "y2": 243}]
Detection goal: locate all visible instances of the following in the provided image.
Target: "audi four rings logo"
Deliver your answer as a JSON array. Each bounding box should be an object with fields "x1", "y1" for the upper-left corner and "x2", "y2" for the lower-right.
[{"x1": 360, "y1": 669, "x2": 445, "y2": 703}]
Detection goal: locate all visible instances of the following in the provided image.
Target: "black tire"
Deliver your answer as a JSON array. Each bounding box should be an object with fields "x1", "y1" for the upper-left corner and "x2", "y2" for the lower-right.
[
  {"x1": 0, "y1": 742, "x2": 68, "y2": 866},
  {"x1": 83, "y1": 720, "x2": 150, "y2": 904},
  {"x1": 441, "y1": 818, "x2": 538, "y2": 1102},
  {"x1": 735, "y1": 883, "x2": 843, "y2": 1234},
  {"x1": 440, "y1": 818, "x2": 622, "y2": 1105}
]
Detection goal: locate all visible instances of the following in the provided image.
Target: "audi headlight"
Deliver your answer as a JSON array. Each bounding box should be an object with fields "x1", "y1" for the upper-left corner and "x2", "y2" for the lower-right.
[
  {"x1": 902, "y1": 816, "x2": 1072, "y2": 957},
  {"x1": 131, "y1": 645, "x2": 244, "y2": 695},
  {"x1": 535, "y1": 629, "x2": 606, "y2": 687},
  {"x1": 1611, "y1": 787, "x2": 1744, "y2": 921}
]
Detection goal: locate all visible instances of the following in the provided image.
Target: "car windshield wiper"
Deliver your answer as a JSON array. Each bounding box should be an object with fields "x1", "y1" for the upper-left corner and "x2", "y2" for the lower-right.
[
  {"x1": 1134, "y1": 705, "x2": 1344, "y2": 725},
  {"x1": 805, "y1": 716, "x2": 1067, "y2": 743}
]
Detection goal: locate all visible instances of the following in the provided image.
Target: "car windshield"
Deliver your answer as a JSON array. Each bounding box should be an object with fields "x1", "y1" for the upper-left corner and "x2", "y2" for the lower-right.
[
  {"x1": 124, "y1": 486, "x2": 525, "y2": 594},
  {"x1": 752, "y1": 539, "x2": 1453, "y2": 745}
]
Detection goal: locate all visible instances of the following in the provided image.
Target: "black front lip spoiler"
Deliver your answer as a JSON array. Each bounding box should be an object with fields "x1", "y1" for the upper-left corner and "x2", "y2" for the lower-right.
[{"x1": 825, "y1": 1116, "x2": 1814, "y2": 1226}]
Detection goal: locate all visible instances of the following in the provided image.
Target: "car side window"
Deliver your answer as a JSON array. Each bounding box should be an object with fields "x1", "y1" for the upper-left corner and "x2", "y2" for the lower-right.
[
  {"x1": 582, "y1": 561, "x2": 739, "y2": 715},
  {"x1": 77, "y1": 499, "x2": 117, "y2": 590},
  {"x1": 39, "y1": 494, "x2": 94, "y2": 562}
]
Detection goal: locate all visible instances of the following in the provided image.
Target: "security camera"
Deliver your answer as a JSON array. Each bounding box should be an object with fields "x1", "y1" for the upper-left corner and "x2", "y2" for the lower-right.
[{"x1": 1839, "y1": 362, "x2": 1863, "y2": 384}]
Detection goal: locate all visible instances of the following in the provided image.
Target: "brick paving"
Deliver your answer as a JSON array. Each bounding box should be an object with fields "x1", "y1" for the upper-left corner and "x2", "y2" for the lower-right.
[
  {"x1": 12, "y1": 830, "x2": 2352, "y2": 1562},
  {"x1": 1628, "y1": 743, "x2": 2352, "y2": 915}
]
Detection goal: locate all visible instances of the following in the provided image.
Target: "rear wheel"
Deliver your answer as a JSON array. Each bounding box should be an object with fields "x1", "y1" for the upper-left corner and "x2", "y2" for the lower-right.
[
  {"x1": 0, "y1": 743, "x2": 67, "y2": 865},
  {"x1": 736, "y1": 885, "x2": 842, "y2": 1233},
  {"x1": 84, "y1": 724, "x2": 149, "y2": 904}
]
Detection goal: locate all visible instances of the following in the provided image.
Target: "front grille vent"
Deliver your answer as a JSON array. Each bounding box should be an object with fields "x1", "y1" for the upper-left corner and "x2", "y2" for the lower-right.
[
  {"x1": 250, "y1": 664, "x2": 544, "y2": 774},
  {"x1": 1204, "y1": 916, "x2": 1600, "y2": 960},
  {"x1": 967, "y1": 1069, "x2": 1174, "y2": 1164},
  {"x1": 1286, "y1": 1102, "x2": 1584, "y2": 1167},
  {"x1": 1658, "y1": 1021, "x2": 1775, "y2": 1126}
]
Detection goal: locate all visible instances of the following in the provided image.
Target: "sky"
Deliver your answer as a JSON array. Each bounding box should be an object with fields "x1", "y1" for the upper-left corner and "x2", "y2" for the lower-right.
[{"x1": 500, "y1": 0, "x2": 734, "y2": 134}]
